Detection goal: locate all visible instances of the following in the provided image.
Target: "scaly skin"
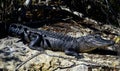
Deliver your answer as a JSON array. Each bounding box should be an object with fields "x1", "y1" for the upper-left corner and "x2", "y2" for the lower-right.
[{"x1": 8, "y1": 24, "x2": 115, "y2": 58}]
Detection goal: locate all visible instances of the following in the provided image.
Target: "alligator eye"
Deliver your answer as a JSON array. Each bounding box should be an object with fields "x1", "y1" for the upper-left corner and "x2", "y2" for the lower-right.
[
  {"x1": 95, "y1": 34, "x2": 100, "y2": 37},
  {"x1": 95, "y1": 35, "x2": 102, "y2": 39}
]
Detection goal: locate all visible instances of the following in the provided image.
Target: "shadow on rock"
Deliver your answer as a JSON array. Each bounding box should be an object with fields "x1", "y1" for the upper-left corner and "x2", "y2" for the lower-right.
[{"x1": 88, "y1": 48, "x2": 117, "y2": 56}]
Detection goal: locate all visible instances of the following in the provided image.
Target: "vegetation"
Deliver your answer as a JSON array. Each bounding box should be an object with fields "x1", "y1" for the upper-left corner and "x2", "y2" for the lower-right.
[{"x1": 0, "y1": 0, "x2": 120, "y2": 26}]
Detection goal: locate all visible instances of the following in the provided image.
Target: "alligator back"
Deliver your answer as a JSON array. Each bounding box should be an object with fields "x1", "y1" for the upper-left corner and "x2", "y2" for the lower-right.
[
  {"x1": 9, "y1": 24, "x2": 75, "y2": 41},
  {"x1": 35, "y1": 29, "x2": 74, "y2": 41}
]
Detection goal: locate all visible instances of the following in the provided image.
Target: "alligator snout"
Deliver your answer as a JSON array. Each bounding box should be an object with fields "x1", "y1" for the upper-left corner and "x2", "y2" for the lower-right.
[
  {"x1": 86, "y1": 34, "x2": 115, "y2": 47},
  {"x1": 93, "y1": 38, "x2": 115, "y2": 47},
  {"x1": 77, "y1": 34, "x2": 115, "y2": 49}
]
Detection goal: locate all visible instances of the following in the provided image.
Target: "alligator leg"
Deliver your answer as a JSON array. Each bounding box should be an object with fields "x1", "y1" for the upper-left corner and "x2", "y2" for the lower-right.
[
  {"x1": 16, "y1": 31, "x2": 30, "y2": 43},
  {"x1": 23, "y1": 31, "x2": 30, "y2": 42},
  {"x1": 29, "y1": 34, "x2": 44, "y2": 51},
  {"x1": 65, "y1": 50, "x2": 83, "y2": 59},
  {"x1": 18, "y1": 29, "x2": 30, "y2": 43}
]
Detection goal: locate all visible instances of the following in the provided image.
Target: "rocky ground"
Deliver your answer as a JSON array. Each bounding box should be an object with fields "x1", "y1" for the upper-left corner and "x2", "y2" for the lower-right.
[{"x1": 0, "y1": 20, "x2": 120, "y2": 71}]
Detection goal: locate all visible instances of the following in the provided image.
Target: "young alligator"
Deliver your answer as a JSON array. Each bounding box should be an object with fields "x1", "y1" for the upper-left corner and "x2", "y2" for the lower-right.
[{"x1": 8, "y1": 24, "x2": 115, "y2": 58}]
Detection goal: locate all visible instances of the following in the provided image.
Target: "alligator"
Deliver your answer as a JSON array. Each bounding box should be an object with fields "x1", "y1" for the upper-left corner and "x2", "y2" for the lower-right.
[{"x1": 8, "y1": 24, "x2": 115, "y2": 58}]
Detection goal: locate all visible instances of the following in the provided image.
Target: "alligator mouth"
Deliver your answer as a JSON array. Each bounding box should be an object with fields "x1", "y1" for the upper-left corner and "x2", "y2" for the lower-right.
[
  {"x1": 80, "y1": 47, "x2": 97, "y2": 53},
  {"x1": 92, "y1": 40, "x2": 115, "y2": 48}
]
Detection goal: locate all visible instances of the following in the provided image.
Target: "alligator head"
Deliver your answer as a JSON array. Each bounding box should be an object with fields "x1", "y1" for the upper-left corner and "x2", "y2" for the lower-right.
[{"x1": 77, "y1": 34, "x2": 115, "y2": 52}]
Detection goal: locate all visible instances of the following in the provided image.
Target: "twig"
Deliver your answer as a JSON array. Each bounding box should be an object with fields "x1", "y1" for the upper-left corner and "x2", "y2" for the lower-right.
[
  {"x1": 60, "y1": 6, "x2": 83, "y2": 18},
  {"x1": 14, "y1": 51, "x2": 45, "y2": 71}
]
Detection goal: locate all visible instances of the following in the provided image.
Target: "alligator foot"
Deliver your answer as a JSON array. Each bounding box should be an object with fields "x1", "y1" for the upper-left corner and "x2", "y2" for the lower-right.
[
  {"x1": 28, "y1": 33, "x2": 45, "y2": 51},
  {"x1": 29, "y1": 46, "x2": 44, "y2": 51},
  {"x1": 29, "y1": 39, "x2": 44, "y2": 51},
  {"x1": 65, "y1": 50, "x2": 84, "y2": 59},
  {"x1": 75, "y1": 54, "x2": 84, "y2": 59},
  {"x1": 16, "y1": 39, "x2": 28, "y2": 44}
]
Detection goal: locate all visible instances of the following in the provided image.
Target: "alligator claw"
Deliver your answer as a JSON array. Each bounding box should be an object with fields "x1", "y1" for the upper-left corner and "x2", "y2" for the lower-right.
[
  {"x1": 65, "y1": 50, "x2": 84, "y2": 59},
  {"x1": 75, "y1": 54, "x2": 84, "y2": 59}
]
